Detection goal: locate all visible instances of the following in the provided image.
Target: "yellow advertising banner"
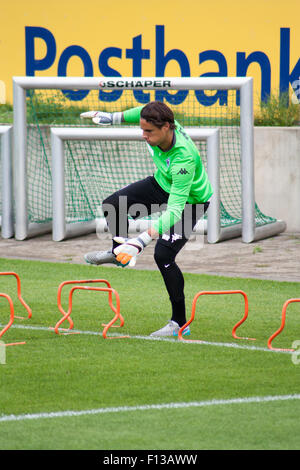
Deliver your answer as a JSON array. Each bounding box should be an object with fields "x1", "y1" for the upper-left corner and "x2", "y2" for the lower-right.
[{"x1": 0, "y1": 0, "x2": 299, "y2": 106}]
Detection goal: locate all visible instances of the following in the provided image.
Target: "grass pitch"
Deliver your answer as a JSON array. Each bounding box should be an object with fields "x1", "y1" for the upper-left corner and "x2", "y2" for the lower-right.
[{"x1": 0, "y1": 257, "x2": 300, "y2": 450}]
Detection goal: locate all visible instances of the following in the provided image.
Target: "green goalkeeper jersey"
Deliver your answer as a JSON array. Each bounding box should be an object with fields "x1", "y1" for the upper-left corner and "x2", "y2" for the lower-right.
[{"x1": 123, "y1": 106, "x2": 213, "y2": 235}]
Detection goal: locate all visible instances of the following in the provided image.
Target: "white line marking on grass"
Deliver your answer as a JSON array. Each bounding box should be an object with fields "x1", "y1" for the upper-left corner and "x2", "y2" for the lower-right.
[
  {"x1": 1, "y1": 394, "x2": 300, "y2": 423},
  {"x1": 3, "y1": 323, "x2": 293, "y2": 354},
  {"x1": 110, "y1": 333, "x2": 286, "y2": 353}
]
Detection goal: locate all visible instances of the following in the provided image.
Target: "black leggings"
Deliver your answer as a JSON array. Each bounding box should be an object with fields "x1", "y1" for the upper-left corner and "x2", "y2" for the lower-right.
[{"x1": 103, "y1": 176, "x2": 209, "y2": 327}]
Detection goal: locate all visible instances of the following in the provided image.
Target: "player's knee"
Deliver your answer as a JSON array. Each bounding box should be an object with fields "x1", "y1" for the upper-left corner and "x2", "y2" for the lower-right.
[
  {"x1": 102, "y1": 193, "x2": 120, "y2": 217},
  {"x1": 154, "y1": 243, "x2": 175, "y2": 268},
  {"x1": 103, "y1": 193, "x2": 118, "y2": 208}
]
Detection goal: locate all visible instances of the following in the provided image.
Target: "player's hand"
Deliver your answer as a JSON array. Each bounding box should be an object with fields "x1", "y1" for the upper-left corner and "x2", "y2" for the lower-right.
[
  {"x1": 80, "y1": 111, "x2": 113, "y2": 125},
  {"x1": 80, "y1": 111, "x2": 122, "y2": 125},
  {"x1": 113, "y1": 232, "x2": 152, "y2": 266}
]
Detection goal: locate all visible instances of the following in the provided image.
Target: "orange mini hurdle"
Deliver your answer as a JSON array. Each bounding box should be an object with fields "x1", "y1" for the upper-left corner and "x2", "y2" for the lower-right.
[
  {"x1": 0, "y1": 293, "x2": 25, "y2": 346},
  {"x1": 178, "y1": 290, "x2": 256, "y2": 342},
  {"x1": 53, "y1": 279, "x2": 128, "y2": 339},
  {"x1": 0, "y1": 272, "x2": 32, "y2": 319},
  {"x1": 267, "y1": 298, "x2": 300, "y2": 352},
  {"x1": 0, "y1": 272, "x2": 32, "y2": 346}
]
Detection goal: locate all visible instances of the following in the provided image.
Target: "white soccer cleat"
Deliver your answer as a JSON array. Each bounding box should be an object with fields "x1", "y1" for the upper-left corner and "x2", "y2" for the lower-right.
[
  {"x1": 150, "y1": 320, "x2": 191, "y2": 337},
  {"x1": 84, "y1": 250, "x2": 121, "y2": 266},
  {"x1": 84, "y1": 249, "x2": 135, "y2": 268}
]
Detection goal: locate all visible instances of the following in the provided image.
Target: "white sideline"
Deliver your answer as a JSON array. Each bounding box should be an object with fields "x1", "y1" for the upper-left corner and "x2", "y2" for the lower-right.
[
  {"x1": 2, "y1": 323, "x2": 293, "y2": 354},
  {"x1": 1, "y1": 394, "x2": 300, "y2": 423}
]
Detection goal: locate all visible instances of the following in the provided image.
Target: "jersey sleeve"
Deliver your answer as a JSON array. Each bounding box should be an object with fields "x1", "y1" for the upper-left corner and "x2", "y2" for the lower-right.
[
  {"x1": 123, "y1": 106, "x2": 144, "y2": 124},
  {"x1": 153, "y1": 157, "x2": 196, "y2": 235}
]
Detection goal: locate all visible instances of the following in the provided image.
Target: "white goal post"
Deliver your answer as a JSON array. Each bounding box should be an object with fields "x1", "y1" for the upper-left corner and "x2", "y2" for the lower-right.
[
  {"x1": 12, "y1": 75, "x2": 286, "y2": 243},
  {"x1": 50, "y1": 127, "x2": 220, "y2": 242},
  {"x1": 0, "y1": 126, "x2": 14, "y2": 238}
]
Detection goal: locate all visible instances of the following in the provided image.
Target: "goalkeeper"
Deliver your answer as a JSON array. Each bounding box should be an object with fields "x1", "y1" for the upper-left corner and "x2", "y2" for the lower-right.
[{"x1": 81, "y1": 101, "x2": 213, "y2": 337}]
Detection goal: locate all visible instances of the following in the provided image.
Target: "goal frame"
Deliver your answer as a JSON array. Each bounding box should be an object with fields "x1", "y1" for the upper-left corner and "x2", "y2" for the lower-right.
[
  {"x1": 12, "y1": 75, "x2": 286, "y2": 242},
  {"x1": 50, "y1": 127, "x2": 220, "y2": 242},
  {"x1": 0, "y1": 126, "x2": 14, "y2": 238}
]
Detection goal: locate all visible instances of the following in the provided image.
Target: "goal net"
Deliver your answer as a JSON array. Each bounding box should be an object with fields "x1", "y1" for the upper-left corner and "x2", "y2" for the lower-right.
[
  {"x1": 12, "y1": 76, "x2": 286, "y2": 242},
  {"x1": 50, "y1": 127, "x2": 220, "y2": 242}
]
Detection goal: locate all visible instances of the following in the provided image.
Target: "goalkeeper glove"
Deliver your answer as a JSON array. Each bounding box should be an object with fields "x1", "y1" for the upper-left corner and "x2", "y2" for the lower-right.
[
  {"x1": 80, "y1": 111, "x2": 122, "y2": 125},
  {"x1": 113, "y1": 231, "x2": 153, "y2": 266}
]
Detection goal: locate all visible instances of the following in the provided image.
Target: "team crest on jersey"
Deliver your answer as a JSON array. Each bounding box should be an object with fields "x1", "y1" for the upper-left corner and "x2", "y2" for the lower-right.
[{"x1": 166, "y1": 158, "x2": 170, "y2": 167}]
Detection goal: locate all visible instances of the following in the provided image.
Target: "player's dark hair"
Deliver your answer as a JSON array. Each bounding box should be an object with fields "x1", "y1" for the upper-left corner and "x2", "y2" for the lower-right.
[{"x1": 141, "y1": 101, "x2": 176, "y2": 129}]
